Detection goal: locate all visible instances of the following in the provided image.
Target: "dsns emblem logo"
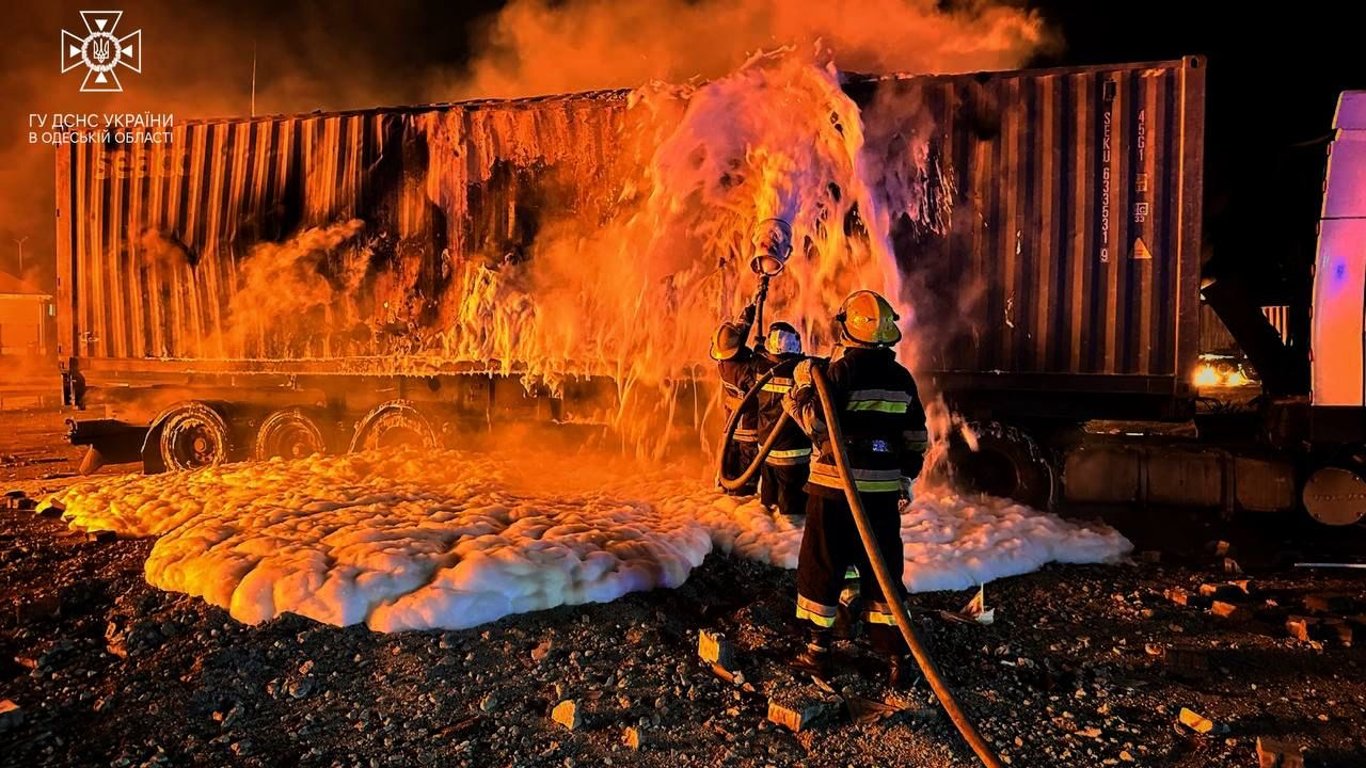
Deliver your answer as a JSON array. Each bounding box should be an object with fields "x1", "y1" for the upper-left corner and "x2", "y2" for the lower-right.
[{"x1": 61, "y1": 11, "x2": 142, "y2": 93}]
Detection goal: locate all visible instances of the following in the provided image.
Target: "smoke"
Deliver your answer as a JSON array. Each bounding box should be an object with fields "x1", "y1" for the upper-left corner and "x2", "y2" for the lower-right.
[
  {"x1": 0, "y1": 0, "x2": 482, "y2": 292},
  {"x1": 227, "y1": 220, "x2": 368, "y2": 358},
  {"x1": 457, "y1": 0, "x2": 1050, "y2": 97}
]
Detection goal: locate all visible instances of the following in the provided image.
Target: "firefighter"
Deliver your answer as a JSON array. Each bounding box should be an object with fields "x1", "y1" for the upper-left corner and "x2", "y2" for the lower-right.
[
  {"x1": 752, "y1": 321, "x2": 811, "y2": 518},
  {"x1": 712, "y1": 303, "x2": 760, "y2": 496},
  {"x1": 783, "y1": 290, "x2": 929, "y2": 687}
]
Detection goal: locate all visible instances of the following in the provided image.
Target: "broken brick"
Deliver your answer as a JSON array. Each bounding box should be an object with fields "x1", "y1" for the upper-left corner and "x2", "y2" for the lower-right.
[
  {"x1": 1210, "y1": 601, "x2": 1250, "y2": 621},
  {"x1": 710, "y1": 663, "x2": 744, "y2": 686},
  {"x1": 1303, "y1": 593, "x2": 1355, "y2": 615},
  {"x1": 698, "y1": 629, "x2": 735, "y2": 669},
  {"x1": 1199, "y1": 583, "x2": 1249, "y2": 601},
  {"x1": 1286, "y1": 616, "x2": 1318, "y2": 643},
  {"x1": 1256, "y1": 736, "x2": 1304, "y2": 768},
  {"x1": 0, "y1": 700, "x2": 22, "y2": 733},
  {"x1": 551, "y1": 699, "x2": 581, "y2": 731},
  {"x1": 86, "y1": 530, "x2": 117, "y2": 544},
  {"x1": 766, "y1": 692, "x2": 834, "y2": 733},
  {"x1": 623, "y1": 726, "x2": 644, "y2": 750},
  {"x1": 1162, "y1": 647, "x2": 1208, "y2": 679},
  {"x1": 1177, "y1": 707, "x2": 1226, "y2": 735},
  {"x1": 1164, "y1": 588, "x2": 1206, "y2": 608},
  {"x1": 1322, "y1": 618, "x2": 1353, "y2": 648}
]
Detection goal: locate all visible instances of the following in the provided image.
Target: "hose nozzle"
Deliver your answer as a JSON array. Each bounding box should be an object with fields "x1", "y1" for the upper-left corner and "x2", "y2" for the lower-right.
[{"x1": 750, "y1": 218, "x2": 793, "y2": 277}]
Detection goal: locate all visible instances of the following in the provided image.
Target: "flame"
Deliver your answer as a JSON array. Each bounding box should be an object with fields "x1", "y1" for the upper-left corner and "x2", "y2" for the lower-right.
[{"x1": 1193, "y1": 364, "x2": 1222, "y2": 387}]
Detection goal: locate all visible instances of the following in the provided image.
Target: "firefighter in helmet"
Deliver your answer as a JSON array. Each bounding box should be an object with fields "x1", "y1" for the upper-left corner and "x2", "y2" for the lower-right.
[
  {"x1": 752, "y1": 321, "x2": 811, "y2": 518},
  {"x1": 783, "y1": 290, "x2": 928, "y2": 687},
  {"x1": 712, "y1": 303, "x2": 760, "y2": 496}
]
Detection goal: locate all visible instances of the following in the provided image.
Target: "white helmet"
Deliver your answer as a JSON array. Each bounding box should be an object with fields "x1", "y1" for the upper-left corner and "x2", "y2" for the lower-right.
[{"x1": 764, "y1": 321, "x2": 802, "y2": 356}]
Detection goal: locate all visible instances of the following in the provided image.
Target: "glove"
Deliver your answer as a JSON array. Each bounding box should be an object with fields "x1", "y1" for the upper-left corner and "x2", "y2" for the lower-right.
[
  {"x1": 740, "y1": 303, "x2": 757, "y2": 325},
  {"x1": 791, "y1": 358, "x2": 814, "y2": 391}
]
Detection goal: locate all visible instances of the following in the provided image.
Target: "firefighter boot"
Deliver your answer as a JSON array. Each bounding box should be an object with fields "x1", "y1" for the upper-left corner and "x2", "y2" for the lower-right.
[{"x1": 791, "y1": 628, "x2": 833, "y2": 678}]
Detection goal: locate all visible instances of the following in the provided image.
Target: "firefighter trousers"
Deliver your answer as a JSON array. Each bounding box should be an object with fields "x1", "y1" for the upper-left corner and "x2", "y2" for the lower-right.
[
  {"x1": 721, "y1": 439, "x2": 759, "y2": 495},
  {"x1": 795, "y1": 490, "x2": 908, "y2": 656},
  {"x1": 760, "y1": 461, "x2": 809, "y2": 518}
]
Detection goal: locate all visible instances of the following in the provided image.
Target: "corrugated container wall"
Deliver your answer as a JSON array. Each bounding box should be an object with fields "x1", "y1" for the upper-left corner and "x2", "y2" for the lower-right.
[{"x1": 56, "y1": 59, "x2": 1203, "y2": 393}]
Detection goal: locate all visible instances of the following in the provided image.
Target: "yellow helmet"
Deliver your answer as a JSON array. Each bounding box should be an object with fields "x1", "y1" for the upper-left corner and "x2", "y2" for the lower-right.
[
  {"x1": 710, "y1": 322, "x2": 747, "y2": 361},
  {"x1": 835, "y1": 290, "x2": 902, "y2": 346}
]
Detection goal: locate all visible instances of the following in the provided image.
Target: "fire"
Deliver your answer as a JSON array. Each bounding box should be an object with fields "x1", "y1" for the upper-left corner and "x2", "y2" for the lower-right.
[{"x1": 1193, "y1": 364, "x2": 1222, "y2": 387}]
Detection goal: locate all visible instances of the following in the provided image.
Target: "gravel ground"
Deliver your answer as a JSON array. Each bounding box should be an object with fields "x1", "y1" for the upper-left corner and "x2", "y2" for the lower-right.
[
  {"x1": 3, "y1": 407, "x2": 1366, "y2": 767},
  {"x1": 3, "y1": 502, "x2": 1365, "y2": 768}
]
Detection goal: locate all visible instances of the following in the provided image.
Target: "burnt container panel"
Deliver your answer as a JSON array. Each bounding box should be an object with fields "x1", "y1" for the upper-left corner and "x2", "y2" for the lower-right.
[
  {"x1": 857, "y1": 57, "x2": 1204, "y2": 394},
  {"x1": 57, "y1": 59, "x2": 1203, "y2": 397}
]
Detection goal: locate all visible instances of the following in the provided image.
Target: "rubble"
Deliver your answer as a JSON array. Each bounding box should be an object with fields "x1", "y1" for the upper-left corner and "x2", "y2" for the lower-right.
[
  {"x1": 1209, "y1": 601, "x2": 1250, "y2": 621},
  {"x1": 623, "y1": 726, "x2": 644, "y2": 750},
  {"x1": 1162, "y1": 647, "x2": 1209, "y2": 680},
  {"x1": 0, "y1": 699, "x2": 23, "y2": 733},
  {"x1": 1256, "y1": 737, "x2": 1304, "y2": 768},
  {"x1": 697, "y1": 629, "x2": 735, "y2": 669},
  {"x1": 551, "y1": 700, "x2": 581, "y2": 731},
  {"x1": 1285, "y1": 616, "x2": 1317, "y2": 642},
  {"x1": 766, "y1": 687, "x2": 838, "y2": 733},
  {"x1": 1176, "y1": 707, "x2": 1227, "y2": 736}
]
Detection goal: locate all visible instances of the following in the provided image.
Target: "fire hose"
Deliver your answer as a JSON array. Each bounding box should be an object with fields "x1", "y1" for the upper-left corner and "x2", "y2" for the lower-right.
[{"x1": 716, "y1": 362, "x2": 1003, "y2": 768}]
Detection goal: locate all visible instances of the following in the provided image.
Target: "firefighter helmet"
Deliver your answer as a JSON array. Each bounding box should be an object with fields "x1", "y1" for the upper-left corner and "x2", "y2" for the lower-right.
[
  {"x1": 710, "y1": 321, "x2": 747, "y2": 361},
  {"x1": 764, "y1": 321, "x2": 802, "y2": 357},
  {"x1": 835, "y1": 290, "x2": 902, "y2": 346}
]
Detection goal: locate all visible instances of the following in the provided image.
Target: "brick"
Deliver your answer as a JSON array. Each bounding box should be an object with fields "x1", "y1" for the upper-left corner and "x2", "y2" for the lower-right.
[
  {"x1": 551, "y1": 700, "x2": 581, "y2": 731},
  {"x1": 1303, "y1": 593, "x2": 1355, "y2": 615},
  {"x1": 1162, "y1": 647, "x2": 1208, "y2": 679},
  {"x1": 1164, "y1": 588, "x2": 1206, "y2": 608},
  {"x1": 623, "y1": 726, "x2": 644, "y2": 750},
  {"x1": 1210, "y1": 601, "x2": 1250, "y2": 621},
  {"x1": 1323, "y1": 618, "x2": 1353, "y2": 648},
  {"x1": 86, "y1": 530, "x2": 117, "y2": 544},
  {"x1": 1177, "y1": 707, "x2": 1225, "y2": 735},
  {"x1": 1256, "y1": 736, "x2": 1304, "y2": 768},
  {"x1": 766, "y1": 693, "x2": 833, "y2": 733},
  {"x1": 1286, "y1": 616, "x2": 1318, "y2": 642},
  {"x1": 710, "y1": 663, "x2": 744, "y2": 686},
  {"x1": 698, "y1": 630, "x2": 735, "y2": 668},
  {"x1": 1199, "y1": 583, "x2": 1248, "y2": 601},
  {"x1": 0, "y1": 700, "x2": 22, "y2": 733}
]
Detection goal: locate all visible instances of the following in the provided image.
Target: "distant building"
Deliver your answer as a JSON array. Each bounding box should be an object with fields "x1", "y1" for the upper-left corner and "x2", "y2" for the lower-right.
[{"x1": 0, "y1": 272, "x2": 54, "y2": 357}]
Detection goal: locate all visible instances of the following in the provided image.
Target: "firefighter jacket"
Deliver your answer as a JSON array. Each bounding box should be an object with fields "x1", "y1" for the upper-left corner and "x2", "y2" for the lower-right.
[
  {"x1": 718, "y1": 347, "x2": 759, "y2": 443},
  {"x1": 752, "y1": 351, "x2": 813, "y2": 465},
  {"x1": 786, "y1": 345, "x2": 928, "y2": 496}
]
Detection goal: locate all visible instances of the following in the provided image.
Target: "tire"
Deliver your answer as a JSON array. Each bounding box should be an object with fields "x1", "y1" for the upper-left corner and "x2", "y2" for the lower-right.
[
  {"x1": 348, "y1": 401, "x2": 439, "y2": 453},
  {"x1": 157, "y1": 401, "x2": 234, "y2": 472},
  {"x1": 933, "y1": 420, "x2": 1055, "y2": 509},
  {"x1": 254, "y1": 408, "x2": 329, "y2": 461}
]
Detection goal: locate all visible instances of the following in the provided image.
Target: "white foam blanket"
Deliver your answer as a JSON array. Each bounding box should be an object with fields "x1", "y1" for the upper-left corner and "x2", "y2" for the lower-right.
[{"x1": 56, "y1": 450, "x2": 1129, "y2": 631}]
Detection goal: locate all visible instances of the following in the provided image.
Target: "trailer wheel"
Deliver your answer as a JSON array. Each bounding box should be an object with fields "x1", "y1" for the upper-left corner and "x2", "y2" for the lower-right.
[
  {"x1": 349, "y1": 401, "x2": 439, "y2": 452},
  {"x1": 156, "y1": 402, "x2": 234, "y2": 472},
  {"x1": 254, "y1": 408, "x2": 329, "y2": 461},
  {"x1": 937, "y1": 421, "x2": 1055, "y2": 510}
]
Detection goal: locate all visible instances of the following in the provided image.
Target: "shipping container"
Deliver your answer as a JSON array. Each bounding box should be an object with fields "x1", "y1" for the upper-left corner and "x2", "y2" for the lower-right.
[{"x1": 53, "y1": 58, "x2": 1206, "y2": 469}]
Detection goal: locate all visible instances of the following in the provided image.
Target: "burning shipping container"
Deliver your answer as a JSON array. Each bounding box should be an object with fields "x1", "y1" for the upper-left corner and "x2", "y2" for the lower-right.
[{"x1": 54, "y1": 56, "x2": 1204, "y2": 468}]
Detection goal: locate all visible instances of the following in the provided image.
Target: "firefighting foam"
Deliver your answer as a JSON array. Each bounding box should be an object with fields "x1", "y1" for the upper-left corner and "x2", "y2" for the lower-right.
[{"x1": 54, "y1": 449, "x2": 1129, "y2": 631}]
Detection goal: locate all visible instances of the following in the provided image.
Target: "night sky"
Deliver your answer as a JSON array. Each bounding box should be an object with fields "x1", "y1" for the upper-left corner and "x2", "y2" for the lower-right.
[{"x1": 1029, "y1": 0, "x2": 1360, "y2": 303}]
